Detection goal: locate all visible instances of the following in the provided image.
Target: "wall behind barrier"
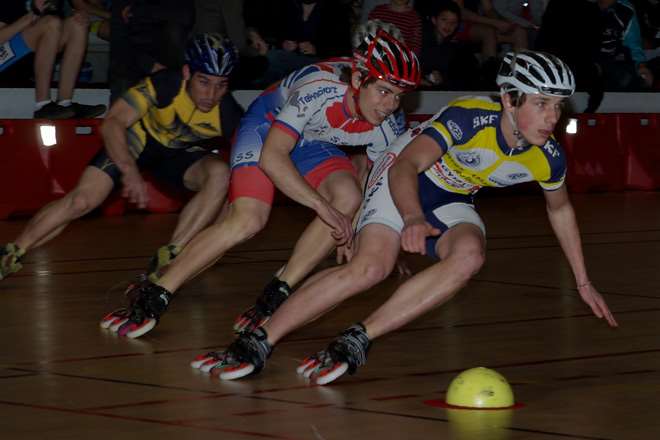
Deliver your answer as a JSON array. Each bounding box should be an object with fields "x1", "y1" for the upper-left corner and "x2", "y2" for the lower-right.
[
  {"x1": 2, "y1": 88, "x2": 660, "y2": 118},
  {"x1": 1, "y1": 113, "x2": 658, "y2": 219}
]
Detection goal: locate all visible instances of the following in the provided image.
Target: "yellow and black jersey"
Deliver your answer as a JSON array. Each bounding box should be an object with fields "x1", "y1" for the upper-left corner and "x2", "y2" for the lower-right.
[
  {"x1": 121, "y1": 69, "x2": 243, "y2": 157},
  {"x1": 421, "y1": 96, "x2": 566, "y2": 195}
]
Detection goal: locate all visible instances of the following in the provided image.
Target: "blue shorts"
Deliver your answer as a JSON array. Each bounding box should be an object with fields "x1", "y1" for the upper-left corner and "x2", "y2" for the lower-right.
[
  {"x1": 357, "y1": 162, "x2": 485, "y2": 260},
  {"x1": 229, "y1": 91, "x2": 357, "y2": 204},
  {"x1": 0, "y1": 33, "x2": 32, "y2": 73}
]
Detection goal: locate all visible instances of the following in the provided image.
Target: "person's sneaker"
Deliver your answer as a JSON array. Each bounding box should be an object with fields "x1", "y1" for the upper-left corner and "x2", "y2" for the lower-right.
[
  {"x1": 68, "y1": 102, "x2": 107, "y2": 118},
  {"x1": 33, "y1": 102, "x2": 75, "y2": 119}
]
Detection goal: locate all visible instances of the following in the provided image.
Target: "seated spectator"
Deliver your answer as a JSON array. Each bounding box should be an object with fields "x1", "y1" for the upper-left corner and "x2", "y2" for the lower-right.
[
  {"x1": 536, "y1": 0, "x2": 604, "y2": 111},
  {"x1": 629, "y1": 0, "x2": 660, "y2": 49},
  {"x1": 70, "y1": 0, "x2": 110, "y2": 41},
  {"x1": 241, "y1": 27, "x2": 314, "y2": 88},
  {"x1": 0, "y1": 0, "x2": 107, "y2": 118},
  {"x1": 276, "y1": 0, "x2": 352, "y2": 59},
  {"x1": 596, "y1": 0, "x2": 653, "y2": 90},
  {"x1": 109, "y1": 0, "x2": 194, "y2": 101},
  {"x1": 492, "y1": 0, "x2": 546, "y2": 46},
  {"x1": 453, "y1": 0, "x2": 528, "y2": 59},
  {"x1": 359, "y1": 0, "x2": 389, "y2": 23},
  {"x1": 420, "y1": 0, "x2": 480, "y2": 90},
  {"x1": 368, "y1": 0, "x2": 422, "y2": 55}
]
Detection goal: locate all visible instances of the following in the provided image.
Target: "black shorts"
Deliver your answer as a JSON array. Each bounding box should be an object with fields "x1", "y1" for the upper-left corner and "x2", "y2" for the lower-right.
[{"x1": 90, "y1": 135, "x2": 211, "y2": 190}]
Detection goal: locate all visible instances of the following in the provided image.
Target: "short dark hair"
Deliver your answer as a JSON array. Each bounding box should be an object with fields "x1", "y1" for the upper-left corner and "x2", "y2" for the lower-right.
[
  {"x1": 503, "y1": 90, "x2": 527, "y2": 107},
  {"x1": 432, "y1": 0, "x2": 461, "y2": 21},
  {"x1": 343, "y1": 68, "x2": 379, "y2": 88}
]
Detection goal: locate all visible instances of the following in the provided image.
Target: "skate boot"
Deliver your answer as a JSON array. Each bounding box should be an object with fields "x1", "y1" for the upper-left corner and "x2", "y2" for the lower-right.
[
  {"x1": 233, "y1": 277, "x2": 292, "y2": 333},
  {"x1": 100, "y1": 281, "x2": 173, "y2": 338},
  {"x1": 0, "y1": 243, "x2": 25, "y2": 280},
  {"x1": 191, "y1": 327, "x2": 272, "y2": 380},
  {"x1": 146, "y1": 244, "x2": 181, "y2": 283},
  {"x1": 297, "y1": 323, "x2": 371, "y2": 385}
]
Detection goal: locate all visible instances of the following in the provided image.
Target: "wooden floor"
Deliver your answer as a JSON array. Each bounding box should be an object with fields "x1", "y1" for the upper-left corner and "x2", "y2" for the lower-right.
[{"x1": 1, "y1": 191, "x2": 660, "y2": 440}]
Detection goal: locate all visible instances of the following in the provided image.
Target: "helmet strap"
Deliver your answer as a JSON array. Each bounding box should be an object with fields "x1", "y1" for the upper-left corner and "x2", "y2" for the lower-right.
[
  {"x1": 350, "y1": 69, "x2": 369, "y2": 120},
  {"x1": 504, "y1": 94, "x2": 530, "y2": 152}
]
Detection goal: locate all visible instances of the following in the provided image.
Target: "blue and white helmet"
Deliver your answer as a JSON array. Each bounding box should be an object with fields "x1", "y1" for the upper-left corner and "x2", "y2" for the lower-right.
[
  {"x1": 497, "y1": 50, "x2": 575, "y2": 97},
  {"x1": 185, "y1": 33, "x2": 238, "y2": 77}
]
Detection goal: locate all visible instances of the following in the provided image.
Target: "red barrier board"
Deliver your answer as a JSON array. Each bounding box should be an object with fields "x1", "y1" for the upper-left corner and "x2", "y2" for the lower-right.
[
  {"x1": 0, "y1": 119, "x2": 190, "y2": 219},
  {"x1": 619, "y1": 114, "x2": 660, "y2": 190},
  {"x1": 553, "y1": 114, "x2": 626, "y2": 192},
  {"x1": 0, "y1": 120, "x2": 67, "y2": 219}
]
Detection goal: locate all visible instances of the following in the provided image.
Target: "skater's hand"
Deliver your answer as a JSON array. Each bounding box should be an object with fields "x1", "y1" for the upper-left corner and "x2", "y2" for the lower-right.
[
  {"x1": 395, "y1": 256, "x2": 412, "y2": 278},
  {"x1": 577, "y1": 282, "x2": 618, "y2": 327},
  {"x1": 316, "y1": 201, "x2": 353, "y2": 247},
  {"x1": 336, "y1": 241, "x2": 354, "y2": 264},
  {"x1": 401, "y1": 215, "x2": 440, "y2": 255},
  {"x1": 121, "y1": 168, "x2": 148, "y2": 209}
]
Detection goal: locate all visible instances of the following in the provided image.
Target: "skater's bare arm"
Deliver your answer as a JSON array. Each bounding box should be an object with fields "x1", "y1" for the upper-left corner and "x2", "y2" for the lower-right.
[
  {"x1": 259, "y1": 127, "x2": 353, "y2": 245},
  {"x1": 100, "y1": 99, "x2": 141, "y2": 176},
  {"x1": 544, "y1": 186, "x2": 618, "y2": 327},
  {"x1": 100, "y1": 99, "x2": 148, "y2": 207},
  {"x1": 389, "y1": 134, "x2": 445, "y2": 254}
]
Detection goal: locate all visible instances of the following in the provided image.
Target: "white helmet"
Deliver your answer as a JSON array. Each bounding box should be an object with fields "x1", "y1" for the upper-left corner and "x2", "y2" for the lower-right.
[{"x1": 497, "y1": 50, "x2": 575, "y2": 97}]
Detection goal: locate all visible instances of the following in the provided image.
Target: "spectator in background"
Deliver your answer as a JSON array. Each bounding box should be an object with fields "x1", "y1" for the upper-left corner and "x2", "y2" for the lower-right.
[
  {"x1": 243, "y1": 0, "x2": 280, "y2": 46},
  {"x1": 277, "y1": 0, "x2": 352, "y2": 59},
  {"x1": 629, "y1": 0, "x2": 660, "y2": 48},
  {"x1": 194, "y1": 0, "x2": 246, "y2": 53},
  {"x1": 0, "y1": 0, "x2": 107, "y2": 118},
  {"x1": 492, "y1": 0, "x2": 547, "y2": 46},
  {"x1": 109, "y1": 0, "x2": 194, "y2": 101},
  {"x1": 241, "y1": 26, "x2": 314, "y2": 88},
  {"x1": 368, "y1": 0, "x2": 423, "y2": 55},
  {"x1": 360, "y1": 0, "x2": 389, "y2": 23},
  {"x1": 537, "y1": 0, "x2": 604, "y2": 111},
  {"x1": 70, "y1": 0, "x2": 110, "y2": 41},
  {"x1": 595, "y1": 0, "x2": 653, "y2": 90},
  {"x1": 420, "y1": 0, "x2": 480, "y2": 90},
  {"x1": 453, "y1": 0, "x2": 528, "y2": 58}
]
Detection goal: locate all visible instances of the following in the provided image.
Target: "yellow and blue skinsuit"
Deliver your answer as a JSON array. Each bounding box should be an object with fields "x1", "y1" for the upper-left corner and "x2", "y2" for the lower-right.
[
  {"x1": 122, "y1": 70, "x2": 224, "y2": 157},
  {"x1": 421, "y1": 96, "x2": 566, "y2": 197}
]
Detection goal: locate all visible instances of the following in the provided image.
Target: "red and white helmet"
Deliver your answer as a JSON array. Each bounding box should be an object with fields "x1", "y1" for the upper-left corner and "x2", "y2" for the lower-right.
[{"x1": 352, "y1": 29, "x2": 421, "y2": 92}]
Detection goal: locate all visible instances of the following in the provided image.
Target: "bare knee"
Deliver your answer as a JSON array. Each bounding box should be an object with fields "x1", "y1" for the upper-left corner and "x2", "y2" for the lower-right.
[
  {"x1": 328, "y1": 185, "x2": 362, "y2": 216},
  {"x1": 448, "y1": 247, "x2": 485, "y2": 282},
  {"x1": 345, "y1": 258, "x2": 391, "y2": 290},
  {"x1": 67, "y1": 191, "x2": 97, "y2": 217},
  {"x1": 64, "y1": 14, "x2": 89, "y2": 35},
  {"x1": 200, "y1": 160, "x2": 230, "y2": 194},
  {"x1": 228, "y1": 203, "x2": 269, "y2": 239},
  {"x1": 36, "y1": 15, "x2": 62, "y2": 39}
]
